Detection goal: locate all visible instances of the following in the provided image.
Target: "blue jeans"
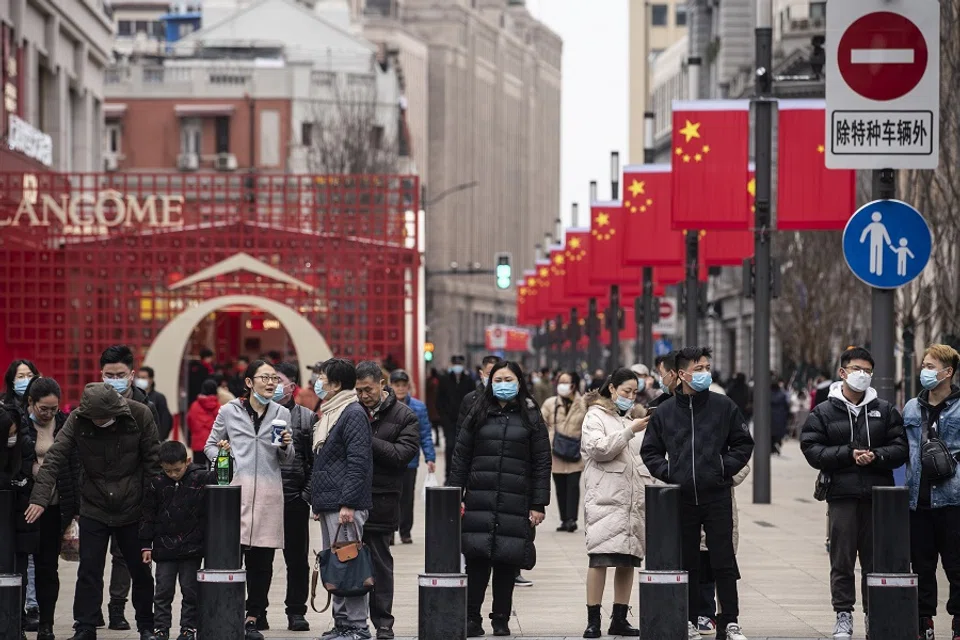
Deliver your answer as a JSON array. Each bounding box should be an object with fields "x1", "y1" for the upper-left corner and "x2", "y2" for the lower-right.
[{"x1": 25, "y1": 555, "x2": 37, "y2": 610}]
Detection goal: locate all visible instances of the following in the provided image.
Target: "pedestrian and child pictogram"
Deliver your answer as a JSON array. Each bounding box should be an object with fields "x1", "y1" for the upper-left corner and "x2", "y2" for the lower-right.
[{"x1": 843, "y1": 199, "x2": 932, "y2": 289}]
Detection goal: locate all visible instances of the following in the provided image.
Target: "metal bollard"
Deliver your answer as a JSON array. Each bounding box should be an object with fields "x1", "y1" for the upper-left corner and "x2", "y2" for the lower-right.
[
  {"x1": 199, "y1": 485, "x2": 244, "y2": 639},
  {"x1": 418, "y1": 486, "x2": 466, "y2": 640},
  {"x1": 0, "y1": 490, "x2": 22, "y2": 640},
  {"x1": 639, "y1": 485, "x2": 688, "y2": 640},
  {"x1": 867, "y1": 486, "x2": 917, "y2": 640}
]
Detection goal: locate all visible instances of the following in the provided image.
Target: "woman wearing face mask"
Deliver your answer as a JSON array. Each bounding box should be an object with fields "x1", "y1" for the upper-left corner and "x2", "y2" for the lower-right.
[
  {"x1": 17, "y1": 377, "x2": 78, "y2": 640},
  {"x1": 540, "y1": 371, "x2": 586, "y2": 533},
  {"x1": 580, "y1": 368, "x2": 652, "y2": 638},
  {"x1": 204, "y1": 360, "x2": 294, "y2": 640},
  {"x1": 449, "y1": 361, "x2": 551, "y2": 638},
  {"x1": 3, "y1": 359, "x2": 40, "y2": 425}
]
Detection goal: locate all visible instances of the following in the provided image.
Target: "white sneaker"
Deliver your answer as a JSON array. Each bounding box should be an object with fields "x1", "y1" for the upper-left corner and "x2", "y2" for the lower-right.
[
  {"x1": 833, "y1": 611, "x2": 853, "y2": 640},
  {"x1": 688, "y1": 620, "x2": 703, "y2": 640},
  {"x1": 697, "y1": 616, "x2": 717, "y2": 636},
  {"x1": 724, "y1": 623, "x2": 748, "y2": 640}
]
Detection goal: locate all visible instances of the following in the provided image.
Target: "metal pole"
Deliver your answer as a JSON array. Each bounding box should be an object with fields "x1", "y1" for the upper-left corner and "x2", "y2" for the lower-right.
[
  {"x1": 587, "y1": 297, "x2": 600, "y2": 372},
  {"x1": 639, "y1": 485, "x2": 687, "y2": 637},
  {"x1": 0, "y1": 490, "x2": 22, "y2": 640},
  {"x1": 634, "y1": 296, "x2": 643, "y2": 366},
  {"x1": 684, "y1": 56, "x2": 702, "y2": 348},
  {"x1": 570, "y1": 307, "x2": 580, "y2": 373},
  {"x1": 872, "y1": 168, "x2": 897, "y2": 403},
  {"x1": 556, "y1": 313, "x2": 565, "y2": 372},
  {"x1": 903, "y1": 324, "x2": 916, "y2": 402},
  {"x1": 611, "y1": 151, "x2": 620, "y2": 200},
  {"x1": 752, "y1": 1, "x2": 774, "y2": 504},
  {"x1": 589, "y1": 181, "x2": 598, "y2": 204},
  {"x1": 642, "y1": 110, "x2": 657, "y2": 367},
  {"x1": 868, "y1": 487, "x2": 917, "y2": 639},
  {"x1": 609, "y1": 285, "x2": 621, "y2": 371},
  {"x1": 420, "y1": 486, "x2": 466, "y2": 640}
]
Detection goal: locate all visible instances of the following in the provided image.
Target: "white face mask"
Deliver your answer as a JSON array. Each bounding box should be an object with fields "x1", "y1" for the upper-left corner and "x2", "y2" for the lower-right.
[
  {"x1": 134, "y1": 378, "x2": 150, "y2": 391},
  {"x1": 6, "y1": 435, "x2": 16, "y2": 448},
  {"x1": 556, "y1": 383, "x2": 573, "y2": 397},
  {"x1": 845, "y1": 370, "x2": 872, "y2": 393}
]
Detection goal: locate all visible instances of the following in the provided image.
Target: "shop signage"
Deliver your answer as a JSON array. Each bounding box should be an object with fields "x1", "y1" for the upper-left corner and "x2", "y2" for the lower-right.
[{"x1": 7, "y1": 115, "x2": 52, "y2": 166}]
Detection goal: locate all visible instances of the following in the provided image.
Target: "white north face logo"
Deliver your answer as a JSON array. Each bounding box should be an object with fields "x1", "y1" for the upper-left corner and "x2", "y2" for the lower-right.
[{"x1": 868, "y1": 410, "x2": 881, "y2": 418}]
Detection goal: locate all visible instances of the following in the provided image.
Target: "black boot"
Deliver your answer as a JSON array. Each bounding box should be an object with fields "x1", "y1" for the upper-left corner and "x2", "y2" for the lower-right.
[
  {"x1": 466, "y1": 615, "x2": 485, "y2": 638},
  {"x1": 583, "y1": 604, "x2": 602, "y2": 639},
  {"x1": 490, "y1": 614, "x2": 510, "y2": 637},
  {"x1": 38, "y1": 623, "x2": 56, "y2": 640},
  {"x1": 24, "y1": 607, "x2": 40, "y2": 631},
  {"x1": 608, "y1": 603, "x2": 640, "y2": 637},
  {"x1": 107, "y1": 600, "x2": 130, "y2": 631}
]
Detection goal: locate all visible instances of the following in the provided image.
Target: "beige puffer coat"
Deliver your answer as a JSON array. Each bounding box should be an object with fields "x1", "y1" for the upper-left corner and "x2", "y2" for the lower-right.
[
  {"x1": 581, "y1": 392, "x2": 658, "y2": 558},
  {"x1": 700, "y1": 464, "x2": 751, "y2": 552},
  {"x1": 541, "y1": 394, "x2": 587, "y2": 474}
]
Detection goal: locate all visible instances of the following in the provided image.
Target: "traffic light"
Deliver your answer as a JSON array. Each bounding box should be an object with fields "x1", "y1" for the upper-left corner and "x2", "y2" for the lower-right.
[
  {"x1": 495, "y1": 252, "x2": 512, "y2": 290},
  {"x1": 424, "y1": 342, "x2": 435, "y2": 362}
]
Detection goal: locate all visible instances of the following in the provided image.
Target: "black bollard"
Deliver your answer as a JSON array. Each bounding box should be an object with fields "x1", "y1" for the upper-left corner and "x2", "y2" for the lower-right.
[
  {"x1": 204, "y1": 485, "x2": 242, "y2": 570},
  {"x1": 418, "y1": 486, "x2": 466, "y2": 640},
  {"x1": 197, "y1": 570, "x2": 246, "y2": 640},
  {"x1": 639, "y1": 485, "x2": 688, "y2": 640},
  {"x1": 0, "y1": 491, "x2": 22, "y2": 640},
  {"x1": 867, "y1": 487, "x2": 917, "y2": 640}
]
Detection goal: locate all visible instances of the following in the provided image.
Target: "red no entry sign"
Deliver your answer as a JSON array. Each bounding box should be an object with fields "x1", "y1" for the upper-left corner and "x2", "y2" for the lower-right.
[
  {"x1": 659, "y1": 300, "x2": 673, "y2": 318},
  {"x1": 838, "y1": 11, "x2": 928, "y2": 101}
]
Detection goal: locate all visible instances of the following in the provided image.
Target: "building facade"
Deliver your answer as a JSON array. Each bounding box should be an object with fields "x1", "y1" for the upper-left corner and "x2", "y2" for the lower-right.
[{"x1": 0, "y1": 0, "x2": 114, "y2": 173}]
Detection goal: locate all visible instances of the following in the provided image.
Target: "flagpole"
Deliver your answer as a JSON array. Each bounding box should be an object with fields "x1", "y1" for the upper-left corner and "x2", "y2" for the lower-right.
[
  {"x1": 684, "y1": 57, "x2": 702, "y2": 348},
  {"x1": 752, "y1": 0, "x2": 775, "y2": 504},
  {"x1": 642, "y1": 110, "x2": 657, "y2": 366},
  {"x1": 587, "y1": 182, "x2": 601, "y2": 374},
  {"x1": 610, "y1": 152, "x2": 622, "y2": 371}
]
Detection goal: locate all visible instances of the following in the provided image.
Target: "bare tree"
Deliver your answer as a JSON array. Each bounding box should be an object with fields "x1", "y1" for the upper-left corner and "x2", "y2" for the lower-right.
[{"x1": 305, "y1": 78, "x2": 400, "y2": 175}]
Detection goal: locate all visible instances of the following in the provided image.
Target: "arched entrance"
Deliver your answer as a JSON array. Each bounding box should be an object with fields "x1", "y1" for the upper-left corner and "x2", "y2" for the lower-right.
[{"x1": 144, "y1": 295, "x2": 334, "y2": 413}]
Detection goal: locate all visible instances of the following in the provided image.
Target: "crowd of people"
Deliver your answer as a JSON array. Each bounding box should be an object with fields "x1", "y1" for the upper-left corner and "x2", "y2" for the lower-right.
[{"x1": 4, "y1": 340, "x2": 959, "y2": 640}]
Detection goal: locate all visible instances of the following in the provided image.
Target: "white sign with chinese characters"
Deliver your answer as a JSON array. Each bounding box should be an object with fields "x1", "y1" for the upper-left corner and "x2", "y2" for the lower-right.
[
  {"x1": 825, "y1": 0, "x2": 940, "y2": 169},
  {"x1": 8, "y1": 114, "x2": 52, "y2": 166}
]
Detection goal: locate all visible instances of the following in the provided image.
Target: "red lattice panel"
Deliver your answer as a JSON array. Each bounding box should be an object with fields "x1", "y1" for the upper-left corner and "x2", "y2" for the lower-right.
[{"x1": 0, "y1": 172, "x2": 420, "y2": 404}]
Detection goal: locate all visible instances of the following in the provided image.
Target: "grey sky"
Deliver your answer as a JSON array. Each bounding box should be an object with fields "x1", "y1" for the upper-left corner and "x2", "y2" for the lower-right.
[{"x1": 529, "y1": 0, "x2": 629, "y2": 230}]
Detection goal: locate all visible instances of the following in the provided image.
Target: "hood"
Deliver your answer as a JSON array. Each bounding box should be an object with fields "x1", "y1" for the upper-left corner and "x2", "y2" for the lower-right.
[
  {"x1": 583, "y1": 391, "x2": 619, "y2": 416},
  {"x1": 918, "y1": 384, "x2": 960, "y2": 409},
  {"x1": 828, "y1": 380, "x2": 877, "y2": 415},
  {"x1": 196, "y1": 394, "x2": 221, "y2": 412},
  {"x1": 77, "y1": 383, "x2": 133, "y2": 422}
]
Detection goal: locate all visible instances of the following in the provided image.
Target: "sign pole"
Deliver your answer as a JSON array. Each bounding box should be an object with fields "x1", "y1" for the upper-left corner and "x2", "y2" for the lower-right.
[
  {"x1": 684, "y1": 57, "x2": 702, "y2": 348},
  {"x1": 872, "y1": 168, "x2": 897, "y2": 403}
]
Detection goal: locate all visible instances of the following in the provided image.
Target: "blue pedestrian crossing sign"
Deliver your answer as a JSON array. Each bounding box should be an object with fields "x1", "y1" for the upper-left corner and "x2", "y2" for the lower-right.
[{"x1": 842, "y1": 199, "x2": 932, "y2": 289}]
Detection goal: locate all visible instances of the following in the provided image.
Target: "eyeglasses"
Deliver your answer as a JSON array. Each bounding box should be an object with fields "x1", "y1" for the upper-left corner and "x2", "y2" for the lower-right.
[
  {"x1": 845, "y1": 365, "x2": 874, "y2": 375},
  {"x1": 253, "y1": 375, "x2": 281, "y2": 383}
]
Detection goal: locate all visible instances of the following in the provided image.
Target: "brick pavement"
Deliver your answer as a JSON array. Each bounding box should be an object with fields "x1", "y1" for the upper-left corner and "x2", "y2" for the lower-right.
[{"x1": 40, "y1": 440, "x2": 950, "y2": 639}]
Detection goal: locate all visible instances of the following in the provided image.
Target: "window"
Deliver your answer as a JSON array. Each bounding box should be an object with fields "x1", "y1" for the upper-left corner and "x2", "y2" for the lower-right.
[
  {"x1": 651, "y1": 4, "x2": 668, "y2": 27},
  {"x1": 153, "y1": 21, "x2": 165, "y2": 38},
  {"x1": 214, "y1": 116, "x2": 230, "y2": 154},
  {"x1": 809, "y1": 2, "x2": 826, "y2": 19},
  {"x1": 675, "y1": 5, "x2": 688, "y2": 26},
  {"x1": 370, "y1": 125, "x2": 384, "y2": 150},
  {"x1": 301, "y1": 122, "x2": 313, "y2": 147},
  {"x1": 134, "y1": 21, "x2": 150, "y2": 34},
  {"x1": 117, "y1": 20, "x2": 132, "y2": 36},
  {"x1": 180, "y1": 118, "x2": 202, "y2": 155},
  {"x1": 104, "y1": 124, "x2": 122, "y2": 154}
]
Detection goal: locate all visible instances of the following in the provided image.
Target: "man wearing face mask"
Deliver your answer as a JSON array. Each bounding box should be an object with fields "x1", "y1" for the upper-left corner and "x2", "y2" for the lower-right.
[
  {"x1": 640, "y1": 346, "x2": 755, "y2": 640},
  {"x1": 135, "y1": 367, "x2": 172, "y2": 442},
  {"x1": 648, "y1": 351, "x2": 679, "y2": 410},
  {"x1": 25, "y1": 383, "x2": 161, "y2": 640},
  {"x1": 800, "y1": 346, "x2": 907, "y2": 640},
  {"x1": 437, "y1": 355, "x2": 480, "y2": 483}
]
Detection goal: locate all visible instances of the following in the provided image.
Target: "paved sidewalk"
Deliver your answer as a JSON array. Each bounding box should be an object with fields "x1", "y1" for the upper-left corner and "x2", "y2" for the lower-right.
[{"x1": 43, "y1": 440, "x2": 948, "y2": 638}]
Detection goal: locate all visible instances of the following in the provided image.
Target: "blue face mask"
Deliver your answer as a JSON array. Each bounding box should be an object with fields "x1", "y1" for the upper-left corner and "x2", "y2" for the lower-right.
[
  {"x1": 29, "y1": 413, "x2": 37, "y2": 423},
  {"x1": 614, "y1": 394, "x2": 634, "y2": 413},
  {"x1": 689, "y1": 371, "x2": 713, "y2": 393},
  {"x1": 920, "y1": 369, "x2": 943, "y2": 391},
  {"x1": 451, "y1": 365, "x2": 464, "y2": 375},
  {"x1": 314, "y1": 379, "x2": 328, "y2": 400},
  {"x1": 660, "y1": 379, "x2": 670, "y2": 393},
  {"x1": 13, "y1": 378, "x2": 30, "y2": 396},
  {"x1": 252, "y1": 391, "x2": 272, "y2": 405},
  {"x1": 104, "y1": 377, "x2": 129, "y2": 394},
  {"x1": 492, "y1": 381, "x2": 519, "y2": 401},
  {"x1": 272, "y1": 384, "x2": 286, "y2": 402}
]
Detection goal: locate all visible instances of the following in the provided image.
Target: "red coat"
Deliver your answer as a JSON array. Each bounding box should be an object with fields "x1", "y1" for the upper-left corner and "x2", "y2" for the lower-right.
[{"x1": 187, "y1": 394, "x2": 221, "y2": 453}]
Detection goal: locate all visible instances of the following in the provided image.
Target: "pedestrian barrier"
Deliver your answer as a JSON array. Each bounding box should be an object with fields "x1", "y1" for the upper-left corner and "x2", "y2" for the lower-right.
[
  {"x1": 867, "y1": 486, "x2": 917, "y2": 640},
  {"x1": 199, "y1": 485, "x2": 245, "y2": 640},
  {"x1": 639, "y1": 485, "x2": 688, "y2": 640},
  {"x1": 0, "y1": 490, "x2": 22, "y2": 640},
  {"x1": 418, "y1": 486, "x2": 466, "y2": 640}
]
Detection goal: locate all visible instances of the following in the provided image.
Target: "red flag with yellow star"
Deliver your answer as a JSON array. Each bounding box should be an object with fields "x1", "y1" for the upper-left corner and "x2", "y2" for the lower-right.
[
  {"x1": 622, "y1": 165, "x2": 684, "y2": 267},
  {"x1": 563, "y1": 229, "x2": 606, "y2": 299},
  {"x1": 588, "y1": 202, "x2": 643, "y2": 286},
  {"x1": 671, "y1": 100, "x2": 751, "y2": 231},
  {"x1": 777, "y1": 100, "x2": 856, "y2": 230},
  {"x1": 546, "y1": 246, "x2": 576, "y2": 312},
  {"x1": 701, "y1": 166, "x2": 756, "y2": 266},
  {"x1": 534, "y1": 259, "x2": 566, "y2": 317},
  {"x1": 516, "y1": 279, "x2": 532, "y2": 326},
  {"x1": 653, "y1": 262, "x2": 707, "y2": 290}
]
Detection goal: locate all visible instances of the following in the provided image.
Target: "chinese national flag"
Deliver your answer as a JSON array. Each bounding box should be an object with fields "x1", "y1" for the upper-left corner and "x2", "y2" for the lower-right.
[
  {"x1": 701, "y1": 167, "x2": 756, "y2": 266},
  {"x1": 563, "y1": 230, "x2": 606, "y2": 299},
  {"x1": 547, "y1": 247, "x2": 575, "y2": 312},
  {"x1": 522, "y1": 270, "x2": 545, "y2": 325},
  {"x1": 622, "y1": 165, "x2": 684, "y2": 267},
  {"x1": 534, "y1": 260, "x2": 564, "y2": 317},
  {"x1": 671, "y1": 100, "x2": 752, "y2": 231},
  {"x1": 777, "y1": 100, "x2": 857, "y2": 230},
  {"x1": 516, "y1": 282, "x2": 531, "y2": 326},
  {"x1": 589, "y1": 202, "x2": 639, "y2": 286}
]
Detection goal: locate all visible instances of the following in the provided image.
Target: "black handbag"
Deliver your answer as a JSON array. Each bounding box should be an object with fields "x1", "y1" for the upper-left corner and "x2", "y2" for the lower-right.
[
  {"x1": 920, "y1": 410, "x2": 957, "y2": 482},
  {"x1": 550, "y1": 403, "x2": 581, "y2": 462},
  {"x1": 813, "y1": 470, "x2": 832, "y2": 502},
  {"x1": 310, "y1": 523, "x2": 375, "y2": 613}
]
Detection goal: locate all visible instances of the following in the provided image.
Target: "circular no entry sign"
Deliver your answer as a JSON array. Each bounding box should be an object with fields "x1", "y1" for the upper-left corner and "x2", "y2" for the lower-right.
[{"x1": 838, "y1": 11, "x2": 928, "y2": 102}]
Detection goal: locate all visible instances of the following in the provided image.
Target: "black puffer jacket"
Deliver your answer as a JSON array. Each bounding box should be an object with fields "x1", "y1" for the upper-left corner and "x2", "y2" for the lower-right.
[
  {"x1": 641, "y1": 388, "x2": 755, "y2": 505},
  {"x1": 139, "y1": 464, "x2": 215, "y2": 561},
  {"x1": 280, "y1": 402, "x2": 316, "y2": 503},
  {"x1": 800, "y1": 385, "x2": 907, "y2": 502},
  {"x1": 311, "y1": 400, "x2": 373, "y2": 513},
  {"x1": 448, "y1": 397, "x2": 552, "y2": 569},
  {"x1": 366, "y1": 390, "x2": 421, "y2": 533},
  {"x1": 19, "y1": 411, "x2": 80, "y2": 533}
]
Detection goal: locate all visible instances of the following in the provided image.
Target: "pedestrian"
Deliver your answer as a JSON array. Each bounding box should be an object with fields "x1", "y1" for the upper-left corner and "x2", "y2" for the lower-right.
[
  {"x1": 186, "y1": 380, "x2": 221, "y2": 466},
  {"x1": 800, "y1": 346, "x2": 907, "y2": 640},
  {"x1": 650, "y1": 351, "x2": 680, "y2": 409},
  {"x1": 448, "y1": 360, "x2": 551, "y2": 638},
  {"x1": 203, "y1": 359, "x2": 295, "y2": 640},
  {"x1": 354, "y1": 362, "x2": 420, "y2": 640},
  {"x1": 17, "y1": 377, "x2": 79, "y2": 640},
  {"x1": 25, "y1": 382, "x2": 161, "y2": 640},
  {"x1": 265, "y1": 362, "x2": 317, "y2": 632},
  {"x1": 770, "y1": 378, "x2": 790, "y2": 455},
  {"x1": 437, "y1": 356, "x2": 476, "y2": 482},
  {"x1": 135, "y1": 367, "x2": 173, "y2": 442},
  {"x1": 228, "y1": 357, "x2": 250, "y2": 400},
  {"x1": 297, "y1": 362, "x2": 324, "y2": 412},
  {"x1": 902, "y1": 344, "x2": 960, "y2": 640},
  {"x1": 139, "y1": 441, "x2": 215, "y2": 640},
  {"x1": 532, "y1": 367, "x2": 553, "y2": 406},
  {"x1": 640, "y1": 346, "x2": 755, "y2": 640},
  {"x1": 3, "y1": 402, "x2": 38, "y2": 637},
  {"x1": 580, "y1": 367, "x2": 653, "y2": 638},
  {"x1": 215, "y1": 375, "x2": 237, "y2": 406},
  {"x1": 309, "y1": 358, "x2": 374, "y2": 640},
  {"x1": 388, "y1": 369, "x2": 437, "y2": 545},
  {"x1": 540, "y1": 370, "x2": 586, "y2": 533}
]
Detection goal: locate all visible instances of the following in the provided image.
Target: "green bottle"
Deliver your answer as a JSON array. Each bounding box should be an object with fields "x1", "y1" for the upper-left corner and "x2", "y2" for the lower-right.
[{"x1": 216, "y1": 446, "x2": 232, "y2": 486}]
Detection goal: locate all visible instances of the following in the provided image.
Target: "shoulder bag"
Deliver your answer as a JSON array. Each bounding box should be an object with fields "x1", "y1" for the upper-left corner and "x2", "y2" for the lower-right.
[
  {"x1": 550, "y1": 402, "x2": 581, "y2": 463},
  {"x1": 310, "y1": 522, "x2": 375, "y2": 613},
  {"x1": 920, "y1": 408, "x2": 957, "y2": 482}
]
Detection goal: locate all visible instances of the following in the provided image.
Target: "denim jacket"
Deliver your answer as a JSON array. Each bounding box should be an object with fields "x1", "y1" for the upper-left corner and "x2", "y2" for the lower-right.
[{"x1": 903, "y1": 385, "x2": 960, "y2": 510}]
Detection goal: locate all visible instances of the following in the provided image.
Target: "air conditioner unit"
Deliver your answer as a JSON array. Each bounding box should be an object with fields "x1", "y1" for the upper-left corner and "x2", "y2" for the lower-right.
[
  {"x1": 104, "y1": 154, "x2": 119, "y2": 172},
  {"x1": 215, "y1": 152, "x2": 238, "y2": 171},
  {"x1": 177, "y1": 153, "x2": 199, "y2": 171}
]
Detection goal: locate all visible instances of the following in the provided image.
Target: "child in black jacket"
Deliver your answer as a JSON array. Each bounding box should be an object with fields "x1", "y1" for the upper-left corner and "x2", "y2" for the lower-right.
[{"x1": 140, "y1": 441, "x2": 215, "y2": 640}]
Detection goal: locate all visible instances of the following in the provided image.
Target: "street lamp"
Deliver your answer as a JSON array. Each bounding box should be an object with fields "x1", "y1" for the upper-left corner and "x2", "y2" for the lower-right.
[
  {"x1": 610, "y1": 151, "x2": 620, "y2": 200},
  {"x1": 425, "y1": 181, "x2": 479, "y2": 207},
  {"x1": 571, "y1": 202, "x2": 579, "y2": 227},
  {"x1": 589, "y1": 181, "x2": 598, "y2": 203}
]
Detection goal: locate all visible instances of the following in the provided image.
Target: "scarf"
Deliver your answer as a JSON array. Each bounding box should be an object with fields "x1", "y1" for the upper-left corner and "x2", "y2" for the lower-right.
[{"x1": 312, "y1": 390, "x2": 359, "y2": 452}]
